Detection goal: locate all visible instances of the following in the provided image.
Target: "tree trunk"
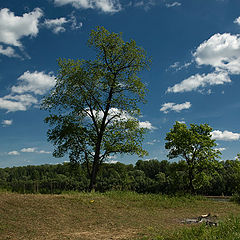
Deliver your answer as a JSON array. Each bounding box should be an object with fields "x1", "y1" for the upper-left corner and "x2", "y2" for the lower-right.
[
  {"x1": 88, "y1": 86, "x2": 114, "y2": 192},
  {"x1": 188, "y1": 167, "x2": 195, "y2": 194},
  {"x1": 88, "y1": 147, "x2": 101, "y2": 192},
  {"x1": 89, "y1": 161, "x2": 98, "y2": 191}
]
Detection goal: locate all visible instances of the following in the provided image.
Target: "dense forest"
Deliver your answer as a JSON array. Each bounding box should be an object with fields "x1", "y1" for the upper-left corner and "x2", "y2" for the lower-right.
[{"x1": 1, "y1": 159, "x2": 240, "y2": 196}]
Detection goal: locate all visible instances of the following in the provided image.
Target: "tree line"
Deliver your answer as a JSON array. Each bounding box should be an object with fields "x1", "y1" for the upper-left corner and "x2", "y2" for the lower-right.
[{"x1": 1, "y1": 158, "x2": 240, "y2": 196}]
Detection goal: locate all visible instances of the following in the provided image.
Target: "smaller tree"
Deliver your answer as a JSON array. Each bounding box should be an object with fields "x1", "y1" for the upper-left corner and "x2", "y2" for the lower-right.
[{"x1": 165, "y1": 122, "x2": 221, "y2": 193}]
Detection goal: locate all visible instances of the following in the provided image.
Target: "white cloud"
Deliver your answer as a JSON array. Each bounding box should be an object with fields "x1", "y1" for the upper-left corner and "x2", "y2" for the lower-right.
[
  {"x1": 167, "y1": 61, "x2": 192, "y2": 72},
  {"x1": 176, "y1": 120, "x2": 185, "y2": 124},
  {"x1": 166, "y1": 2, "x2": 181, "y2": 8},
  {"x1": 0, "y1": 45, "x2": 18, "y2": 57},
  {"x1": 143, "y1": 157, "x2": 158, "y2": 161},
  {"x1": 21, "y1": 147, "x2": 36, "y2": 153},
  {"x1": 89, "y1": 108, "x2": 156, "y2": 130},
  {"x1": 105, "y1": 156, "x2": 118, "y2": 164},
  {"x1": 146, "y1": 139, "x2": 160, "y2": 145},
  {"x1": 54, "y1": 0, "x2": 122, "y2": 13},
  {"x1": 167, "y1": 71, "x2": 231, "y2": 93},
  {"x1": 0, "y1": 94, "x2": 38, "y2": 112},
  {"x1": 168, "y1": 33, "x2": 240, "y2": 94},
  {"x1": 69, "y1": 13, "x2": 83, "y2": 30},
  {"x1": 108, "y1": 160, "x2": 118, "y2": 164},
  {"x1": 43, "y1": 13, "x2": 83, "y2": 33},
  {"x1": 169, "y1": 61, "x2": 180, "y2": 69},
  {"x1": 0, "y1": 8, "x2": 43, "y2": 47},
  {"x1": 234, "y1": 16, "x2": 240, "y2": 25},
  {"x1": 160, "y1": 101, "x2": 191, "y2": 113},
  {"x1": 134, "y1": 0, "x2": 156, "y2": 11},
  {"x1": 44, "y1": 17, "x2": 69, "y2": 34},
  {"x1": 8, "y1": 151, "x2": 20, "y2": 155},
  {"x1": 193, "y1": 33, "x2": 240, "y2": 74},
  {"x1": 215, "y1": 147, "x2": 226, "y2": 151},
  {"x1": 139, "y1": 121, "x2": 156, "y2": 130},
  {"x1": 8, "y1": 148, "x2": 51, "y2": 155},
  {"x1": 211, "y1": 130, "x2": 240, "y2": 141},
  {"x1": 12, "y1": 71, "x2": 56, "y2": 95},
  {"x1": 134, "y1": 1, "x2": 144, "y2": 7},
  {"x1": 0, "y1": 70, "x2": 54, "y2": 112},
  {"x1": 2, "y1": 119, "x2": 13, "y2": 126},
  {"x1": 37, "y1": 150, "x2": 51, "y2": 154}
]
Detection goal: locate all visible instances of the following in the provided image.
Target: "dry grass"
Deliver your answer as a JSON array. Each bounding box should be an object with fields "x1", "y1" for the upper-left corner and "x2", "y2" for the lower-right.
[{"x1": 0, "y1": 192, "x2": 240, "y2": 240}]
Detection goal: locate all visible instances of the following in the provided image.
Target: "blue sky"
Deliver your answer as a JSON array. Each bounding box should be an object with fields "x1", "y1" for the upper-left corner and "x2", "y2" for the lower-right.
[{"x1": 1, "y1": 0, "x2": 240, "y2": 167}]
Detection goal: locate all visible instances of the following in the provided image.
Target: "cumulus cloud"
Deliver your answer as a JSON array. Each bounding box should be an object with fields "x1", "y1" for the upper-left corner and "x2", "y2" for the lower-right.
[
  {"x1": 193, "y1": 33, "x2": 240, "y2": 75},
  {"x1": 54, "y1": 0, "x2": 122, "y2": 13},
  {"x1": 43, "y1": 14, "x2": 83, "y2": 34},
  {"x1": 21, "y1": 147, "x2": 36, "y2": 153},
  {"x1": 0, "y1": 8, "x2": 43, "y2": 48},
  {"x1": 89, "y1": 108, "x2": 156, "y2": 130},
  {"x1": 44, "y1": 17, "x2": 69, "y2": 34},
  {"x1": 160, "y1": 102, "x2": 191, "y2": 113},
  {"x1": 234, "y1": 16, "x2": 240, "y2": 25},
  {"x1": 8, "y1": 151, "x2": 20, "y2": 155},
  {"x1": 0, "y1": 94, "x2": 38, "y2": 112},
  {"x1": 167, "y1": 71, "x2": 231, "y2": 93},
  {"x1": 37, "y1": 150, "x2": 51, "y2": 154},
  {"x1": 0, "y1": 45, "x2": 19, "y2": 57},
  {"x1": 215, "y1": 147, "x2": 226, "y2": 151},
  {"x1": 165, "y1": 2, "x2": 181, "y2": 8},
  {"x1": 8, "y1": 148, "x2": 51, "y2": 155},
  {"x1": 2, "y1": 119, "x2": 13, "y2": 126},
  {"x1": 12, "y1": 71, "x2": 56, "y2": 95},
  {"x1": 139, "y1": 120, "x2": 156, "y2": 130},
  {"x1": 0, "y1": 70, "x2": 55, "y2": 112},
  {"x1": 21, "y1": 148, "x2": 51, "y2": 154},
  {"x1": 211, "y1": 130, "x2": 240, "y2": 141},
  {"x1": 168, "y1": 33, "x2": 240, "y2": 94}
]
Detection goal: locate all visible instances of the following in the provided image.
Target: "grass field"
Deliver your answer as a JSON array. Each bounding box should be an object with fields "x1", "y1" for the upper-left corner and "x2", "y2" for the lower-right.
[{"x1": 0, "y1": 191, "x2": 240, "y2": 240}]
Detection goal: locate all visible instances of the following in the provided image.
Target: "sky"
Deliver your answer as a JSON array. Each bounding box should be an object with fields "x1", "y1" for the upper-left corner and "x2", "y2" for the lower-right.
[{"x1": 1, "y1": 0, "x2": 240, "y2": 168}]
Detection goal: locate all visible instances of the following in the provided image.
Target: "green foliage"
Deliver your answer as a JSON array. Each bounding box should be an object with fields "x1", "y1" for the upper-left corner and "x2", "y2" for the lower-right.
[
  {"x1": 165, "y1": 216, "x2": 240, "y2": 240},
  {"x1": 224, "y1": 159, "x2": 240, "y2": 195},
  {"x1": 1, "y1": 158, "x2": 239, "y2": 196},
  {"x1": 0, "y1": 163, "x2": 89, "y2": 194},
  {"x1": 41, "y1": 26, "x2": 151, "y2": 190},
  {"x1": 165, "y1": 122, "x2": 221, "y2": 193}
]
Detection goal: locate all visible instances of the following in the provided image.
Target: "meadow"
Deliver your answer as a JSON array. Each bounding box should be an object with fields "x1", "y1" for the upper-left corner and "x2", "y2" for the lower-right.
[{"x1": 1, "y1": 191, "x2": 240, "y2": 240}]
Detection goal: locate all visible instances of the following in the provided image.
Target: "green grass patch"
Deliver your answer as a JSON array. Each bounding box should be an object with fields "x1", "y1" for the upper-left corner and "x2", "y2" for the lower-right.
[
  {"x1": 167, "y1": 215, "x2": 240, "y2": 240},
  {"x1": 0, "y1": 192, "x2": 240, "y2": 240}
]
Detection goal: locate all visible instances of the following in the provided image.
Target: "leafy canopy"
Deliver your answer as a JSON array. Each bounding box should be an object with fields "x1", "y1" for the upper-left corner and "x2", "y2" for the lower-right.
[
  {"x1": 165, "y1": 122, "x2": 220, "y2": 162},
  {"x1": 165, "y1": 122, "x2": 221, "y2": 192},
  {"x1": 42, "y1": 26, "x2": 151, "y2": 167}
]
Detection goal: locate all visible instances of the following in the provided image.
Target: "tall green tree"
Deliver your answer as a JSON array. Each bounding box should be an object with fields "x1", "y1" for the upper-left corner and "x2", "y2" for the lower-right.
[
  {"x1": 42, "y1": 27, "x2": 151, "y2": 191},
  {"x1": 165, "y1": 122, "x2": 220, "y2": 193}
]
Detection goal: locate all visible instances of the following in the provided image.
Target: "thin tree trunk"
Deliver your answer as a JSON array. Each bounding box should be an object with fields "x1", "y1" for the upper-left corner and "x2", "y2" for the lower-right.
[
  {"x1": 89, "y1": 163, "x2": 98, "y2": 191},
  {"x1": 88, "y1": 85, "x2": 115, "y2": 191},
  {"x1": 188, "y1": 167, "x2": 195, "y2": 194},
  {"x1": 88, "y1": 147, "x2": 100, "y2": 191}
]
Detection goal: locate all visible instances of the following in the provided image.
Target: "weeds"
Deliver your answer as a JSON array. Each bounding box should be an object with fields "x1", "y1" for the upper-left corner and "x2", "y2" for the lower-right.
[{"x1": 0, "y1": 192, "x2": 240, "y2": 240}]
